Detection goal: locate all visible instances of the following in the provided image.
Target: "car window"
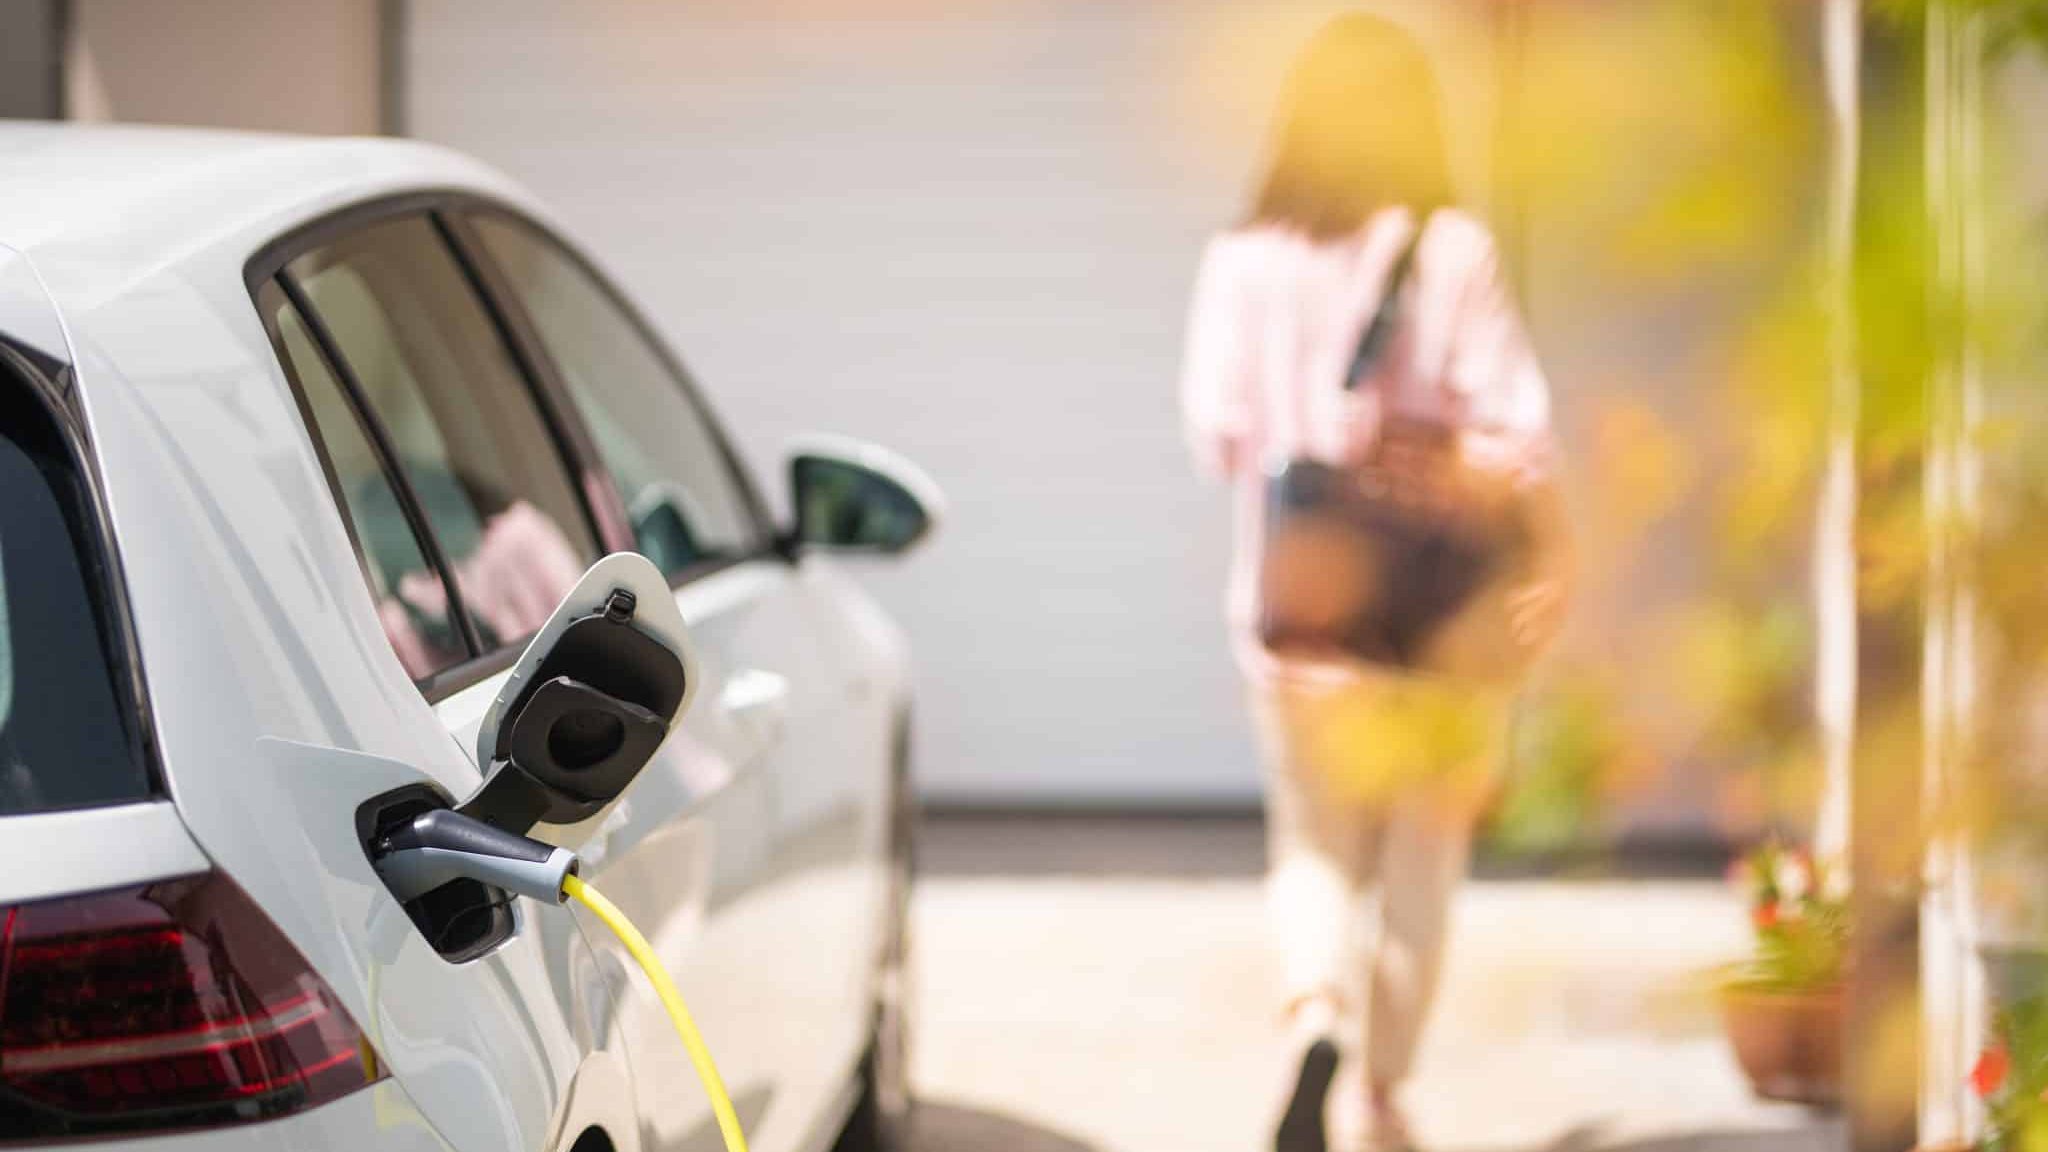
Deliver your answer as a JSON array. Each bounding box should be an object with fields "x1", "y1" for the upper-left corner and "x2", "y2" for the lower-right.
[
  {"x1": 260, "y1": 281, "x2": 470, "y2": 679},
  {"x1": 0, "y1": 372, "x2": 149, "y2": 814},
  {"x1": 285, "y1": 214, "x2": 598, "y2": 656},
  {"x1": 471, "y1": 214, "x2": 761, "y2": 581}
]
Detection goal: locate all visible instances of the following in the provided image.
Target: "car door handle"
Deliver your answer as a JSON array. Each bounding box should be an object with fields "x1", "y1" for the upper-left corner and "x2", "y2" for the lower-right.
[{"x1": 719, "y1": 668, "x2": 790, "y2": 746}]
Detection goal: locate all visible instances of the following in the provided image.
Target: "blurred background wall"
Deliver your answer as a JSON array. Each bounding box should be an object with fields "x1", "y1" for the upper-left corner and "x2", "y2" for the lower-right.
[
  {"x1": 7, "y1": 0, "x2": 1832, "y2": 842},
  {"x1": 0, "y1": 1, "x2": 63, "y2": 120},
  {"x1": 57, "y1": 0, "x2": 383, "y2": 133}
]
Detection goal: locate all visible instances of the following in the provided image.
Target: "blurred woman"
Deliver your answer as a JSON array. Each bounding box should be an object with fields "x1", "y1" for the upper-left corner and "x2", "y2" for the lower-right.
[{"x1": 1178, "y1": 14, "x2": 1567, "y2": 1152}]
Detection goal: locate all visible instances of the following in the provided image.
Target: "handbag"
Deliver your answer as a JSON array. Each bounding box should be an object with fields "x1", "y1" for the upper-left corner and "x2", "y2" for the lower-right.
[{"x1": 1255, "y1": 223, "x2": 1544, "y2": 683}]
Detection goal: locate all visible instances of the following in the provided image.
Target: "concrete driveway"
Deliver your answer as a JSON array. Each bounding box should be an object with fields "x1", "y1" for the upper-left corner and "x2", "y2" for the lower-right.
[{"x1": 903, "y1": 815, "x2": 1841, "y2": 1152}]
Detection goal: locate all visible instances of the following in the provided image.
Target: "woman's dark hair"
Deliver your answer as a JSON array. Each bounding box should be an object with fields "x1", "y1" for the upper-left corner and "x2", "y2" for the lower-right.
[{"x1": 1248, "y1": 13, "x2": 1455, "y2": 239}]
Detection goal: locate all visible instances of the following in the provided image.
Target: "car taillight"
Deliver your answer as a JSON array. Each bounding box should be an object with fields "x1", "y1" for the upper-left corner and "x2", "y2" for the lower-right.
[{"x1": 0, "y1": 872, "x2": 383, "y2": 1141}]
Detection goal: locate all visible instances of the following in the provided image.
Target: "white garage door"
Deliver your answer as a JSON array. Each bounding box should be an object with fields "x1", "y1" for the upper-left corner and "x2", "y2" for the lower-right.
[{"x1": 403, "y1": 1, "x2": 1497, "y2": 805}]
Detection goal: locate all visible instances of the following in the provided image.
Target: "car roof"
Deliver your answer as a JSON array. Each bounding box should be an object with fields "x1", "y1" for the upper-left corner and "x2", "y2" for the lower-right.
[{"x1": 0, "y1": 121, "x2": 533, "y2": 299}]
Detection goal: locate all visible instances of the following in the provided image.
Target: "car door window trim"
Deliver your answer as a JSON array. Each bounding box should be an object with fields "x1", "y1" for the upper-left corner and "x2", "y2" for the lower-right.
[
  {"x1": 248, "y1": 188, "x2": 780, "y2": 578},
  {"x1": 267, "y1": 273, "x2": 489, "y2": 667},
  {"x1": 415, "y1": 641, "x2": 522, "y2": 702},
  {"x1": 444, "y1": 206, "x2": 782, "y2": 588},
  {"x1": 432, "y1": 212, "x2": 633, "y2": 559},
  {"x1": 248, "y1": 189, "x2": 783, "y2": 702},
  {"x1": 422, "y1": 211, "x2": 612, "y2": 558}
]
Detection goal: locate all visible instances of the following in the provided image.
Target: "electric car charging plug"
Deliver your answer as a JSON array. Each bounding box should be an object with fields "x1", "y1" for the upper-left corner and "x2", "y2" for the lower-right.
[
  {"x1": 370, "y1": 808, "x2": 579, "y2": 906},
  {"x1": 367, "y1": 808, "x2": 752, "y2": 1152}
]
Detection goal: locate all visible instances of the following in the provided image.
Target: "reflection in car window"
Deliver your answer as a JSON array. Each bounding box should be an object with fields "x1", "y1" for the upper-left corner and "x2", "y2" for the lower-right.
[
  {"x1": 262, "y1": 282, "x2": 469, "y2": 678},
  {"x1": 286, "y1": 215, "x2": 597, "y2": 655},
  {"x1": 472, "y1": 215, "x2": 760, "y2": 581},
  {"x1": 0, "y1": 376, "x2": 149, "y2": 814}
]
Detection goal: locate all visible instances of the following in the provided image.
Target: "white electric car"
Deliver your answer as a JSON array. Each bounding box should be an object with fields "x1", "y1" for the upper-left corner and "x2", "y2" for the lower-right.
[{"x1": 0, "y1": 123, "x2": 930, "y2": 1152}]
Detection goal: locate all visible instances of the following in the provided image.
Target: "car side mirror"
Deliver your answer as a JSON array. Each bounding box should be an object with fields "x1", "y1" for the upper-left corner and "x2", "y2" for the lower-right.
[
  {"x1": 787, "y1": 435, "x2": 943, "y2": 556},
  {"x1": 627, "y1": 480, "x2": 718, "y2": 576},
  {"x1": 459, "y1": 553, "x2": 697, "y2": 836}
]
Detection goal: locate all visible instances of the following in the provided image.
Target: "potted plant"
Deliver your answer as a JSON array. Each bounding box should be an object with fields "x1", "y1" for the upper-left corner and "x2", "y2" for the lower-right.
[
  {"x1": 1959, "y1": 993, "x2": 2048, "y2": 1152},
  {"x1": 1718, "y1": 841, "x2": 1847, "y2": 1105}
]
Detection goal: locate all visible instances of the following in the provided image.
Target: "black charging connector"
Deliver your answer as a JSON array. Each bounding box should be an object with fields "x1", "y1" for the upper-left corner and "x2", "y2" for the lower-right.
[{"x1": 371, "y1": 808, "x2": 579, "y2": 907}]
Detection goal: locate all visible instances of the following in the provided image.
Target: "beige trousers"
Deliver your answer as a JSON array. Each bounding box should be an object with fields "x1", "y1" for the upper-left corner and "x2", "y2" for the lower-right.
[{"x1": 1251, "y1": 672, "x2": 1508, "y2": 1085}]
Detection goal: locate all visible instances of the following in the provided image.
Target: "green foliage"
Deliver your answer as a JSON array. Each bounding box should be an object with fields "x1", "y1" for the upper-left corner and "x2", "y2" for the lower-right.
[
  {"x1": 1487, "y1": 680, "x2": 1626, "y2": 855},
  {"x1": 1743, "y1": 900, "x2": 1850, "y2": 993},
  {"x1": 1872, "y1": 0, "x2": 2048, "y2": 60},
  {"x1": 1978, "y1": 995, "x2": 2048, "y2": 1152},
  {"x1": 1725, "y1": 841, "x2": 1850, "y2": 993}
]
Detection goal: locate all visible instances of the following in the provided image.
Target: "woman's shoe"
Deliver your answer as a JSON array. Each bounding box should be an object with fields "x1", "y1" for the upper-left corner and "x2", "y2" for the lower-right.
[{"x1": 1274, "y1": 1037, "x2": 1341, "y2": 1152}]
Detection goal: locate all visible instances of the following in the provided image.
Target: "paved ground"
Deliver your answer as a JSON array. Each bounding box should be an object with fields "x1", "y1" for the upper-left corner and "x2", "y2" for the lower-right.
[{"x1": 903, "y1": 815, "x2": 1842, "y2": 1152}]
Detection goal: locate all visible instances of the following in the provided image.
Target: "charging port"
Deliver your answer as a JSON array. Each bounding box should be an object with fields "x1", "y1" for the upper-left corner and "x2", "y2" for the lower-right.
[{"x1": 356, "y1": 785, "x2": 516, "y2": 962}]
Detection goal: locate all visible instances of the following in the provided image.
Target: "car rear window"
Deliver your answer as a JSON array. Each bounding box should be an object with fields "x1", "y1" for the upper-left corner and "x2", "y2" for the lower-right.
[{"x1": 0, "y1": 369, "x2": 150, "y2": 815}]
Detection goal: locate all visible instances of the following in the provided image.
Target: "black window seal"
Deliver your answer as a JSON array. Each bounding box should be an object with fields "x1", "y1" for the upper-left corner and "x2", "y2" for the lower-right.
[
  {"x1": 432, "y1": 210, "x2": 627, "y2": 557},
  {"x1": 245, "y1": 189, "x2": 453, "y2": 290},
  {"x1": 443, "y1": 204, "x2": 784, "y2": 589},
  {"x1": 252, "y1": 282, "x2": 377, "y2": 591},
  {"x1": 263, "y1": 273, "x2": 489, "y2": 668},
  {"x1": 414, "y1": 642, "x2": 522, "y2": 703},
  {"x1": 422, "y1": 209, "x2": 610, "y2": 559},
  {"x1": 0, "y1": 338, "x2": 165, "y2": 806}
]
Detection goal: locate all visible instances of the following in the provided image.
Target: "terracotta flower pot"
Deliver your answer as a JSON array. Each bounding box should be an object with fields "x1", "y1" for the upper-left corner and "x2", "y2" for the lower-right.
[{"x1": 1717, "y1": 982, "x2": 1844, "y2": 1106}]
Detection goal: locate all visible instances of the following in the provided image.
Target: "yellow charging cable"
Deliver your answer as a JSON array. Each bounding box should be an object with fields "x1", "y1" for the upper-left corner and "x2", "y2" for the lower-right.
[{"x1": 561, "y1": 873, "x2": 750, "y2": 1152}]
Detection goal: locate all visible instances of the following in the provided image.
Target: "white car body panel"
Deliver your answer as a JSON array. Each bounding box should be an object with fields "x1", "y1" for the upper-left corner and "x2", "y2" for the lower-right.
[
  {"x1": 0, "y1": 801, "x2": 210, "y2": 905},
  {"x1": 85, "y1": 1083, "x2": 466, "y2": 1152},
  {"x1": 0, "y1": 122, "x2": 914, "y2": 1152}
]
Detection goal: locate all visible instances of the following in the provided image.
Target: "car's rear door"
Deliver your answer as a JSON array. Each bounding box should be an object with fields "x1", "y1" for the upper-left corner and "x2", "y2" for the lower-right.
[
  {"x1": 247, "y1": 208, "x2": 644, "y2": 1152},
  {"x1": 454, "y1": 209, "x2": 881, "y2": 1152},
  {"x1": 256, "y1": 199, "x2": 805, "y2": 1152}
]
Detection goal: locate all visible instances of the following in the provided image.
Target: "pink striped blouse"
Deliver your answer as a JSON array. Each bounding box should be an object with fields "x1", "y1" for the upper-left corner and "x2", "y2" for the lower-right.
[{"x1": 1178, "y1": 206, "x2": 1556, "y2": 657}]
